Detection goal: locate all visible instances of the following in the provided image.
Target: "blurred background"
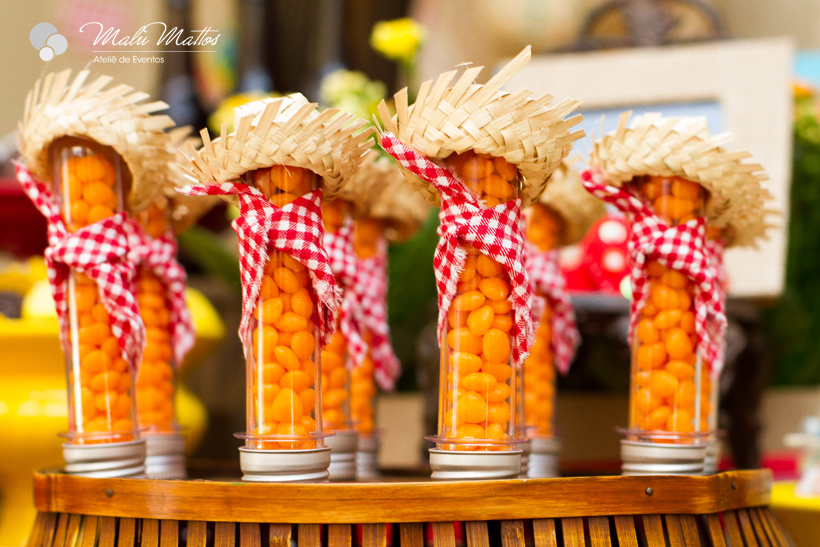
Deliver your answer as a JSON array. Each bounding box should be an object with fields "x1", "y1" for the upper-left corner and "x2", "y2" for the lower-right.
[{"x1": 3, "y1": 0, "x2": 820, "y2": 519}]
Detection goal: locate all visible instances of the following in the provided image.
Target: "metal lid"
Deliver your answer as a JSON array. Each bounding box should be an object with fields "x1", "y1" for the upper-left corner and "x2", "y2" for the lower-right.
[
  {"x1": 62, "y1": 439, "x2": 146, "y2": 478},
  {"x1": 529, "y1": 436, "x2": 561, "y2": 455},
  {"x1": 324, "y1": 429, "x2": 358, "y2": 454},
  {"x1": 357, "y1": 434, "x2": 379, "y2": 454},
  {"x1": 527, "y1": 451, "x2": 560, "y2": 479},
  {"x1": 428, "y1": 449, "x2": 522, "y2": 480},
  {"x1": 620, "y1": 440, "x2": 706, "y2": 476},
  {"x1": 356, "y1": 448, "x2": 379, "y2": 481},
  {"x1": 329, "y1": 451, "x2": 356, "y2": 482},
  {"x1": 239, "y1": 446, "x2": 331, "y2": 483},
  {"x1": 145, "y1": 433, "x2": 186, "y2": 457}
]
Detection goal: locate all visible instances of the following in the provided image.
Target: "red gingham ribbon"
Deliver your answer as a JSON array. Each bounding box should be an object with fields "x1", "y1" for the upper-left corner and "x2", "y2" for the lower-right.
[
  {"x1": 353, "y1": 238, "x2": 401, "y2": 390},
  {"x1": 580, "y1": 167, "x2": 727, "y2": 372},
  {"x1": 380, "y1": 133, "x2": 532, "y2": 367},
  {"x1": 525, "y1": 242, "x2": 580, "y2": 375},
  {"x1": 324, "y1": 217, "x2": 367, "y2": 369},
  {"x1": 177, "y1": 183, "x2": 341, "y2": 347},
  {"x1": 706, "y1": 237, "x2": 728, "y2": 297},
  {"x1": 125, "y1": 220, "x2": 195, "y2": 366},
  {"x1": 15, "y1": 162, "x2": 145, "y2": 370}
]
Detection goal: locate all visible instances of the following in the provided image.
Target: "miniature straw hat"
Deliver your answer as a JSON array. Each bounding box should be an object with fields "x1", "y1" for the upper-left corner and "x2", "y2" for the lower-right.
[
  {"x1": 537, "y1": 161, "x2": 606, "y2": 246},
  {"x1": 339, "y1": 152, "x2": 432, "y2": 242},
  {"x1": 17, "y1": 69, "x2": 177, "y2": 213},
  {"x1": 179, "y1": 94, "x2": 374, "y2": 200},
  {"x1": 376, "y1": 46, "x2": 585, "y2": 206},
  {"x1": 590, "y1": 111, "x2": 774, "y2": 247}
]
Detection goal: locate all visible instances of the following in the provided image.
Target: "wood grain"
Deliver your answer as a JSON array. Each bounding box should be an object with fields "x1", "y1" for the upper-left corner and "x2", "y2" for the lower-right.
[
  {"x1": 400, "y1": 523, "x2": 424, "y2": 547},
  {"x1": 501, "y1": 521, "x2": 525, "y2": 547},
  {"x1": 116, "y1": 518, "x2": 135, "y2": 547},
  {"x1": 32, "y1": 470, "x2": 773, "y2": 523},
  {"x1": 363, "y1": 524, "x2": 387, "y2": 547},
  {"x1": 664, "y1": 514, "x2": 684, "y2": 547},
  {"x1": 736, "y1": 509, "x2": 759, "y2": 547},
  {"x1": 532, "y1": 519, "x2": 558, "y2": 547},
  {"x1": 747, "y1": 509, "x2": 770, "y2": 547},
  {"x1": 328, "y1": 524, "x2": 351, "y2": 547},
  {"x1": 588, "y1": 516, "x2": 611, "y2": 547},
  {"x1": 240, "y1": 523, "x2": 261, "y2": 547},
  {"x1": 724, "y1": 511, "x2": 745, "y2": 547},
  {"x1": 40, "y1": 513, "x2": 59, "y2": 547},
  {"x1": 65, "y1": 515, "x2": 83, "y2": 547},
  {"x1": 705, "y1": 514, "x2": 726, "y2": 547},
  {"x1": 186, "y1": 522, "x2": 208, "y2": 547},
  {"x1": 160, "y1": 520, "x2": 179, "y2": 547},
  {"x1": 465, "y1": 521, "x2": 489, "y2": 547},
  {"x1": 141, "y1": 519, "x2": 159, "y2": 547},
  {"x1": 642, "y1": 515, "x2": 665, "y2": 547},
  {"x1": 98, "y1": 517, "x2": 117, "y2": 547},
  {"x1": 678, "y1": 515, "x2": 701, "y2": 546},
  {"x1": 26, "y1": 511, "x2": 45, "y2": 547},
  {"x1": 561, "y1": 517, "x2": 585, "y2": 547},
  {"x1": 432, "y1": 523, "x2": 455, "y2": 547},
  {"x1": 79, "y1": 516, "x2": 98, "y2": 547},
  {"x1": 297, "y1": 524, "x2": 320, "y2": 547},
  {"x1": 50, "y1": 513, "x2": 69, "y2": 547},
  {"x1": 613, "y1": 516, "x2": 639, "y2": 547},
  {"x1": 760, "y1": 508, "x2": 789, "y2": 547},
  {"x1": 215, "y1": 522, "x2": 235, "y2": 547},
  {"x1": 269, "y1": 524, "x2": 291, "y2": 547}
]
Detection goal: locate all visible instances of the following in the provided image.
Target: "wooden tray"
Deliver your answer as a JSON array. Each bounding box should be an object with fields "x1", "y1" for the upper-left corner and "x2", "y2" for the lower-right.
[{"x1": 27, "y1": 469, "x2": 792, "y2": 547}]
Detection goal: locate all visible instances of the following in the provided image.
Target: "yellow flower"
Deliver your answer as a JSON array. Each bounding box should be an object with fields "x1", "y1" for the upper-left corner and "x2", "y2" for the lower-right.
[{"x1": 370, "y1": 18, "x2": 424, "y2": 65}]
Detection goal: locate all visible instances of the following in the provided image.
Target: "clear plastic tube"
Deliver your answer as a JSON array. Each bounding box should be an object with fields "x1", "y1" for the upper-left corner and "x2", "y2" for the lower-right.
[
  {"x1": 627, "y1": 175, "x2": 711, "y2": 444},
  {"x1": 433, "y1": 151, "x2": 521, "y2": 451},
  {"x1": 52, "y1": 136, "x2": 139, "y2": 445},
  {"x1": 241, "y1": 165, "x2": 324, "y2": 450}
]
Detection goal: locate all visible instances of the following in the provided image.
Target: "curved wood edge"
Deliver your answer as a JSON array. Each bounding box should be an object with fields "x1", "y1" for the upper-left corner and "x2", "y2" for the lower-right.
[{"x1": 33, "y1": 469, "x2": 772, "y2": 524}]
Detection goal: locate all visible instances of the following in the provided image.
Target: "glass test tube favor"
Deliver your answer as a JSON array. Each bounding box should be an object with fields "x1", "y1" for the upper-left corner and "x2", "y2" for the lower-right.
[
  {"x1": 521, "y1": 203, "x2": 564, "y2": 477},
  {"x1": 52, "y1": 136, "x2": 146, "y2": 477},
  {"x1": 134, "y1": 201, "x2": 187, "y2": 478},
  {"x1": 622, "y1": 175, "x2": 711, "y2": 475},
  {"x1": 238, "y1": 165, "x2": 330, "y2": 482},
  {"x1": 428, "y1": 151, "x2": 522, "y2": 479}
]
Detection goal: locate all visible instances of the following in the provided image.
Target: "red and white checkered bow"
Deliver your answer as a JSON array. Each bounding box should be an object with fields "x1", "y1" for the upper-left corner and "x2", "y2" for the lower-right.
[
  {"x1": 525, "y1": 242, "x2": 580, "y2": 375},
  {"x1": 177, "y1": 183, "x2": 341, "y2": 347},
  {"x1": 353, "y1": 238, "x2": 401, "y2": 390},
  {"x1": 324, "y1": 217, "x2": 366, "y2": 369},
  {"x1": 15, "y1": 162, "x2": 145, "y2": 370},
  {"x1": 380, "y1": 133, "x2": 533, "y2": 368},
  {"x1": 580, "y1": 167, "x2": 727, "y2": 372},
  {"x1": 705, "y1": 237, "x2": 728, "y2": 297},
  {"x1": 125, "y1": 219, "x2": 195, "y2": 366}
]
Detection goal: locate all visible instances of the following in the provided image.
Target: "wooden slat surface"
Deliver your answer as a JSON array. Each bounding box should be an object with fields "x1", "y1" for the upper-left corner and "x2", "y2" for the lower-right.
[
  {"x1": 760, "y1": 508, "x2": 789, "y2": 547},
  {"x1": 297, "y1": 524, "x2": 320, "y2": 547},
  {"x1": 561, "y1": 517, "x2": 585, "y2": 547},
  {"x1": 532, "y1": 519, "x2": 558, "y2": 547},
  {"x1": 40, "y1": 513, "x2": 59, "y2": 547},
  {"x1": 614, "y1": 516, "x2": 639, "y2": 547},
  {"x1": 64, "y1": 515, "x2": 83, "y2": 547},
  {"x1": 328, "y1": 524, "x2": 351, "y2": 547},
  {"x1": 400, "y1": 523, "x2": 424, "y2": 547},
  {"x1": 588, "y1": 516, "x2": 612, "y2": 547},
  {"x1": 240, "y1": 523, "x2": 260, "y2": 547},
  {"x1": 643, "y1": 515, "x2": 666, "y2": 547},
  {"x1": 215, "y1": 522, "x2": 235, "y2": 547},
  {"x1": 160, "y1": 520, "x2": 179, "y2": 547},
  {"x1": 79, "y1": 516, "x2": 98, "y2": 547},
  {"x1": 747, "y1": 509, "x2": 771, "y2": 547},
  {"x1": 141, "y1": 519, "x2": 160, "y2": 547},
  {"x1": 269, "y1": 525, "x2": 291, "y2": 547},
  {"x1": 465, "y1": 522, "x2": 489, "y2": 547},
  {"x1": 432, "y1": 523, "x2": 455, "y2": 547},
  {"x1": 678, "y1": 515, "x2": 701, "y2": 546},
  {"x1": 116, "y1": 518, "x2": 136, "y2": 547},
  {"x1": 737, "y1": 509, "x2": 759, "y2": 547},
  {"x1": 51, "y1": 513, "x2": 70, "y2": 547},
  {"x1": 664, "y1": 514, "x2": 684, "y2": 547},
  {"x1": 27, "y1": 512, "x2": 47, "y2": 547},
  {"x1": 32, "y1": 470, "x2": 773, "y2": 522},
  {"x1": 501, "y1": 521, "x2": 525, "y2": 547},
  {"x1": 186, "y1": 522, "x2": 208, "y2": 547},
  {"x1": 706, "y1": 514, "x2": 727, "y2": 547},
  {"x1": 363, "y1": 524, "x2": 387, "y2": 547},
  {"x1": 98, "y1": 517, "x2": 117, "y2": 547},
  {"x1": 724, "y1": 511, "x2": 746, "y2": 547}
]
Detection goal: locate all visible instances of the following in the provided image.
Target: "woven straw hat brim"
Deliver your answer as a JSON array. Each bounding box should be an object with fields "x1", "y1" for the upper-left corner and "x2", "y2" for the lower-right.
[
  {"x1": 17, "y1": 69, "x2": 176, "y2": 213},
  {"x1": 589, "y1": 111, "x2": 774, "y2": 248},
  {"x1": 339, "y1": 152, "x2": 432, "y2": 242},
  {"x1": 376, "y1": 46, "x2": 585, "y2": 207},
  {"x1": 537, "y1": 161, "x2": 606, "y2": 246},
  {"x1": 179, "y1": 94, "x2": 375, "y2": 201}
]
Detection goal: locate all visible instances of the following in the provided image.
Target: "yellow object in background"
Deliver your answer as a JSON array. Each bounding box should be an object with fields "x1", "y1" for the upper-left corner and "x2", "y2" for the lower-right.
[{"x1": 0, "y1": 287, "x2": 224, "y2": 546}]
